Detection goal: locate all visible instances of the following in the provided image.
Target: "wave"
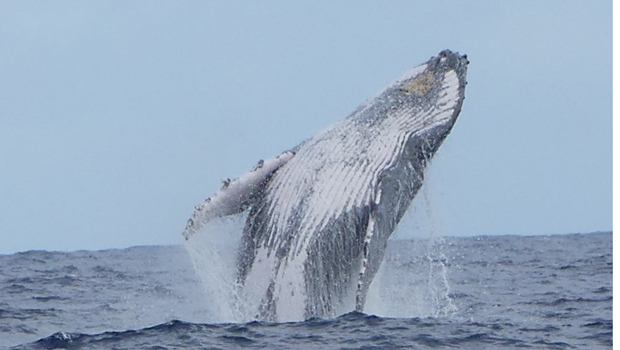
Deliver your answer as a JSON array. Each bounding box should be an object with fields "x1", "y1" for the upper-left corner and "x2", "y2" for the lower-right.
[
  {"x1": 21, "y1": 313, "x2": 375, "y2": 349},
  {"x1": 16, "y1": 311, "x2": 601, "y2": 350}
]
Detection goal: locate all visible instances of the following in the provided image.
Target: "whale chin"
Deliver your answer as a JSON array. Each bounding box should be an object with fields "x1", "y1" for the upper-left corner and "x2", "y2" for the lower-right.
[{"x1": 184, "y1": 50, "x2": 468, "y2": 322}]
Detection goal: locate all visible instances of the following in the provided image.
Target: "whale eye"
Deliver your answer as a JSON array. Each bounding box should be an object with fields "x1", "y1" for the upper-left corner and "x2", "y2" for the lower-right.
[{"x1": 400, "y1": 71, "x2": 435, "y2": 96}]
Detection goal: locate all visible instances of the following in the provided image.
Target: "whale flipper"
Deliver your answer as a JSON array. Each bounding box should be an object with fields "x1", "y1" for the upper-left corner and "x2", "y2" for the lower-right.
[
  {"x1": 185, "y1": 50, "x2": 468, "y2": 321},
  {"x1": 183, "y1": 151, "x2": 294, "y2": 240},
  {"x1": 355, "y1": 126, "x2": 438, "y2": 311}
]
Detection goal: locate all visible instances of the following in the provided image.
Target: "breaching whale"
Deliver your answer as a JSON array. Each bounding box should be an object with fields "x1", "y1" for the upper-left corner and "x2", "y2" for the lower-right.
[{"x1": 184, "y1": 49, "x2": 468, "y2": 322}]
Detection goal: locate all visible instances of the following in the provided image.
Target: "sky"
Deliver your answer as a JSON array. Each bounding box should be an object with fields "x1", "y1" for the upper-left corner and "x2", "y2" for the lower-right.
[{"x1": 0, "y1": 1, "x2": 612, "y2": 254}]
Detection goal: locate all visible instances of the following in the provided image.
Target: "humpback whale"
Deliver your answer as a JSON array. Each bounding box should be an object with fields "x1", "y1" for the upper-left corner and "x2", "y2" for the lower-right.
[{"x1": 184, "y1": 49, "x2": 468, "y2": 322}]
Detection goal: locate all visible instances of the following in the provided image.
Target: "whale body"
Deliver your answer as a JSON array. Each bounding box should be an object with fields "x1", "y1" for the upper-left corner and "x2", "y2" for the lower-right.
[{"x1": 184, "y1": 50, "x2": 468, "y2": 321}]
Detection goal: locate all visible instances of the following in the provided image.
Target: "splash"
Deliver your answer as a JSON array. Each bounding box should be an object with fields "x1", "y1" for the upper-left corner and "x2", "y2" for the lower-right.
[
  {"x1": 184, "y1": 181, "x2": 457, "y2": 322},
  {"x1": 183, "y1": 213, "x2": 248, "y2": 322},
  {"x1": 362, "y1": 182, "x2": 457, "y2": 318}
]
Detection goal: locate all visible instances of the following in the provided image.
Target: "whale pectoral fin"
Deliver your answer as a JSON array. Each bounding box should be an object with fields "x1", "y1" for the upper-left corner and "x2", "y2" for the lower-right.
[
  {"x1": 355, "y1": 212, "x2": 377, "y2": 312},
  {"x1": 356, "y1": 206, "x2": 392, "y2": 312},
  {"x1": 355, "y1": 173, "x2": 410, "y2": 312},
  {"x1": 182, "y1": 150, "x2": 295, "y2": 240}
]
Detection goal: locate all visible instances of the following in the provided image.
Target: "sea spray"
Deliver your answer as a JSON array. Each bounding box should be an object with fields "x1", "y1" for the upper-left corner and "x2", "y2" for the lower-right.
[
  {"x1": 183, "y1": 211, "x2": 310, "y2": 322},
  {"x1": 365, "y1": 182, "x2": 457, "y2": 318},
  {"x1": 184, "y1": 183, "x2": 457, "y2": 321},
  {"x1": 183, "y1": 212, "x2": 247, "y2": 322},
  {"x1": 420, "y1": 181, "x2": 457, "y2": 317}
]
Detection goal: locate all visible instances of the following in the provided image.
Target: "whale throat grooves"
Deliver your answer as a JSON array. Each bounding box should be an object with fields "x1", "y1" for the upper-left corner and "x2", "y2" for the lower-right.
[{"x1": 184, "y1": 50, "x2": 469, "y2": 322}]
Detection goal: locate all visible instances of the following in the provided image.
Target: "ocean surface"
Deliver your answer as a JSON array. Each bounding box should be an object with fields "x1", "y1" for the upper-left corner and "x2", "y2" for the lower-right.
[{"x1": 0, "y1": 232, "x2": 611, "y2": 349}]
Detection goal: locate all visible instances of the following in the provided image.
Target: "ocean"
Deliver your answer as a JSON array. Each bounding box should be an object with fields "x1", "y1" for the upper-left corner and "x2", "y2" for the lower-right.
[{"x1": 0, "y1": 232, "x2": 611, "y2": 349}]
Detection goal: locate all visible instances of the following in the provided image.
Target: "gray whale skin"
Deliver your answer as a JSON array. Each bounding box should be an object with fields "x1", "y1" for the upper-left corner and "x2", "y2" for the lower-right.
[{"x1": 184, "y1": 50, "x2": 468, "y2": 322}]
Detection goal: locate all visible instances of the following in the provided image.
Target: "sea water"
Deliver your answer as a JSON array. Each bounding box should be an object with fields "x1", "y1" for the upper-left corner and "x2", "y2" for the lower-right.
[{"x1": 0, "y1": 232, "x2": 611, "y2": 349}]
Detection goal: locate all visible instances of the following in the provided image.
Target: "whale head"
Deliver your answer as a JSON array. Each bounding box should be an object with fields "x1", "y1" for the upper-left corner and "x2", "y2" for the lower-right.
[
  {"x1": 349, "y1": 49, "x2": 468, "y2": 163},
  {"x1": 396, "y1": 49, "x2": 468, "y2": 156}
]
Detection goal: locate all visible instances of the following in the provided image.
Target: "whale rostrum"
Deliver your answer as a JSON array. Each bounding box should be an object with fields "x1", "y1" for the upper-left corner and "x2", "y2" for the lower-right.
[{"x1": 183, "y1": 50, "x2": 468, "y2": 321}]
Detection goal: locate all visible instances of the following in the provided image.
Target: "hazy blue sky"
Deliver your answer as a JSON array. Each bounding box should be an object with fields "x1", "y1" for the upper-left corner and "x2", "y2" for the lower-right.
[{"x1": 0, "y1": 1, "x2": 611, "y2": 254}]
